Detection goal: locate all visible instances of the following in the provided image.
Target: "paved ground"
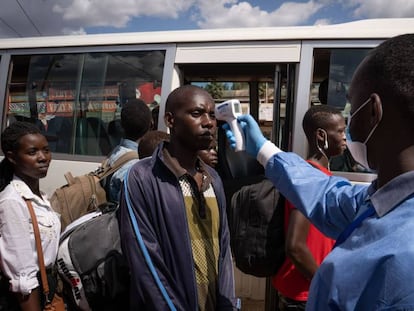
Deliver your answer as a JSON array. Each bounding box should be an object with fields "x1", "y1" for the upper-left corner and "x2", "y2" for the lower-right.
[{"x1": 240, "y1": 298, "x2": 265, "y2": 311}]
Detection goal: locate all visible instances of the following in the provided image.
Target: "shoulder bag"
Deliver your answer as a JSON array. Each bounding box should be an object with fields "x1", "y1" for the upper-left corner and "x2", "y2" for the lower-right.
[{"x1": 26, "y1": 200, "x2": 65, "y2": 311}]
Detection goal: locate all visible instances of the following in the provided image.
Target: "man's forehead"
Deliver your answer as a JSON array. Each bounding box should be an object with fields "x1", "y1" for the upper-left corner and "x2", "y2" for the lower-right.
[{"x1": 180, "y1": 91, "x2": 213, "y2": 108}]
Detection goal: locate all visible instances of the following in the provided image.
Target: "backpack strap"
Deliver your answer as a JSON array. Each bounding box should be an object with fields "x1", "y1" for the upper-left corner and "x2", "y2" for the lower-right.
[
  {"x1": 123, "y1": 168, "x2": 177, "y2": 311},
  {"x1": 64, "y1": 172, "x2": 76, "y2": 185},
  {"x1": 95, "y1": 151, "x2": 138, "y2": 180}
]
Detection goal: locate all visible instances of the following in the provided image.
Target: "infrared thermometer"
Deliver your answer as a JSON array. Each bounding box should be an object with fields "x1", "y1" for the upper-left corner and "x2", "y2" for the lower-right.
[{"x1": 215, "y1": 99, "x2": 245, "y2": 152}]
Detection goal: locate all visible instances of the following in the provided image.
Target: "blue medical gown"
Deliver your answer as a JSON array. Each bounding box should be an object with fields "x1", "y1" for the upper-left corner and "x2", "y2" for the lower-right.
[{"x1": 265, "y1": 152, "x2": 414, "y2": 311}]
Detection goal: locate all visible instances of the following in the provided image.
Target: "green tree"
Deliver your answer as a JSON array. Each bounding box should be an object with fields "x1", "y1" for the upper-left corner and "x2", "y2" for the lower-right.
[
  {"x1": 231, "y1": 82, "x2": 248, "y2": 90},
  {"x1": 204, "y1": 82, "x2": 225, "y2": 99}
]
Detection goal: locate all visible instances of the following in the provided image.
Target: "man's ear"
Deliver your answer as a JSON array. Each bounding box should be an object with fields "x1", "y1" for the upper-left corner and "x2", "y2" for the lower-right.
[
  {"x1": 316, "y1": 128, "x2": 326, "y2": 143},
  {"x1": 316, "y1": 128, "x2": 328, "y2": 150},
  {"x1": 164, "y1": 112, "x2": 174, "y2": 129},
  {"x1": 370, "y1": 93, "x2": 383, "y2": 125}
]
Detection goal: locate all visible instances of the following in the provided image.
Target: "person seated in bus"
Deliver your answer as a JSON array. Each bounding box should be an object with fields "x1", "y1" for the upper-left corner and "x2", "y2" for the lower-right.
[
  {"x1": 273, "y1": 105, "x2": 345, "y2": 310},
  {"x1": 223, "y1": 34, "x2": 414, "y2": 310},
  {"x1": 137, "y1": 130, "x2": 170, "y2": 159},
  {"x1": 118, "y1": 85, "x2": 237, "y2": 311},
  {"x1": 0, "y1": 121, "x2": 61, "y2": 310},
  {"x1": 105, "y1": 98, "x2": 152, "y2": 203}
]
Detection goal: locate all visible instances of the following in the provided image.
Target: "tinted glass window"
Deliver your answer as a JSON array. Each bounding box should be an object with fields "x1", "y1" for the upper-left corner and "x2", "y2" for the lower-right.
[
  {"x1": 7, "y1": 50, "x2": 165, "y2": 156},
  {"x1": 312, "y1": 48, "x2": 371, "y2": 173}
]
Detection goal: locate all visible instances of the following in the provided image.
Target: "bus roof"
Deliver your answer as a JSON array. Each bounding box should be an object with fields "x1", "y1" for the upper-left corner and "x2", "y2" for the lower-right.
[{"x1": 0, "y1": 18, "x2": 413, "y2": 50}]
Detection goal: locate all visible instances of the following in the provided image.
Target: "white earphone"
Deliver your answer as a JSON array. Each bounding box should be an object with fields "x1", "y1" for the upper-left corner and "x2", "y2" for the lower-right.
[{"x1": 317, "y1": 128, "x2": 329, "y2": 150}]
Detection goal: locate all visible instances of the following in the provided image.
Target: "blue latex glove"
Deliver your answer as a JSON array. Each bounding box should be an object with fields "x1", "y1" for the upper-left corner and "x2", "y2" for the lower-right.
[{"x1": 222, "y1": 114, "x2": 267, "y2": 158}]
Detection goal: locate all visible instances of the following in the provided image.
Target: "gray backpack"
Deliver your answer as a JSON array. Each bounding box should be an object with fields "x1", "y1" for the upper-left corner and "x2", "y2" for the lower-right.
[{"x1": 56, "y1": 205, "x2": 129, "y2": 311}]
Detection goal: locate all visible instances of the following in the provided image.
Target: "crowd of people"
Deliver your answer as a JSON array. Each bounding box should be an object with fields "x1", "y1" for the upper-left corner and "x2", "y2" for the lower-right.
[{"x1": 0, "y1": 33, "x2": 413, "y2": 311}]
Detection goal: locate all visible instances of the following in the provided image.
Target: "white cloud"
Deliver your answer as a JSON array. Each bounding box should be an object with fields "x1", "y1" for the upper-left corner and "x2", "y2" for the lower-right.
[
  {"x1": 0, "y1": 0, "x2": 197, "y2": 38},
  {"x1": 62, "y1": 27, "x2": 87, "y2": 36},
  {"x1": 53, "y1": 0, "x2": 196, "y2": 28},
  {"x1": 347, "y1": 0, "x2": 414, "y2": 18},
  {"x1": 314, "y1": 18, "x2": 331, "y2": 25},
  {"x1": 0, "y1": 0, "x2": 93, "y2": 37},
  {"x1": 196, "y1": 0, "x2": 325, "y2": 28}
]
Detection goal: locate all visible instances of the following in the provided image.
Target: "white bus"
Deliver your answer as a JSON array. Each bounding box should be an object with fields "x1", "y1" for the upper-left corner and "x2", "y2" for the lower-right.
[
  {"x1": 1, "y1": 18, "x2": 413, "y2": 193},
  {"x1": 1, "y1": 18, "x2": 413, "y2": 309}
]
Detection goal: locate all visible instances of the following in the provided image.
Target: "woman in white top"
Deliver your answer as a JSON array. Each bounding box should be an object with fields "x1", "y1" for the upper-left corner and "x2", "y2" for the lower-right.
[{"x1": 0, "y1": 121, "x2": 61, "y2": 311}]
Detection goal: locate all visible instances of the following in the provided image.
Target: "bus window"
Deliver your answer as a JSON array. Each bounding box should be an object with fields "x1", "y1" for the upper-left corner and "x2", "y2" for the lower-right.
[
  {"x1": 258, "y1": 78, "x2": 291, "y2": 150},
  {"x1": 312, "y1": 48, "x2": 371, "y2": 173},
  {"x1": 312, "y1": 48, "x2": 370, "y2": 110},
  {"x1": 7, "y1": 50, "x2": 165, "y2": 157}
]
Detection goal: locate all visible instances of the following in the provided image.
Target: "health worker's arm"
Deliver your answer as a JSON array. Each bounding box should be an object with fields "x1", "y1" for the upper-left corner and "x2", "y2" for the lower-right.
[
  {"x1": 262, "y1": 148, "x2": 366, "y2": 239},
  {"x1": 224, "y1": 115, "x2": 367, "y2": 238}
]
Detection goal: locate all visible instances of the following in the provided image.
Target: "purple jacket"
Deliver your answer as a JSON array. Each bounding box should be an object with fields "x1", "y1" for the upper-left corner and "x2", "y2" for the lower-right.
[{"x1": 118, "y1": 143, "x2": 237, "y2": 311}]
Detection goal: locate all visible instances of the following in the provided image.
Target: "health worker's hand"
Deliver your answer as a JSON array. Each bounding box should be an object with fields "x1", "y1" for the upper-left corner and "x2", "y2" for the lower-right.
[{"x1": 223, "y1": 114, "x2": 267, "y2": 158}]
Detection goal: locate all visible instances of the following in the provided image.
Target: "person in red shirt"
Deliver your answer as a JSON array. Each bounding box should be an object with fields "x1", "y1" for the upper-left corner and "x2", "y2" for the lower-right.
[{"x1": 273, "y1": 104, "x2": 346, "y2": 310}]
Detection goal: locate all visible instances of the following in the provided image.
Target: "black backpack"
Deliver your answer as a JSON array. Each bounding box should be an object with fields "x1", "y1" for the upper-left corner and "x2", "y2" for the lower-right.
[{"x1": 229, "y1": 178, "x2": 285, "y2": 278}]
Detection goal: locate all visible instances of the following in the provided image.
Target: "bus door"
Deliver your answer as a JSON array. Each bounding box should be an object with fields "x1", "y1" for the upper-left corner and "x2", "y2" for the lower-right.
[
  {"x1": 174, "y1": 59, "x2": 297, "y2": 311},
  {"x1": 173, "y1": 40, "x2": 300, "y2": 151}
]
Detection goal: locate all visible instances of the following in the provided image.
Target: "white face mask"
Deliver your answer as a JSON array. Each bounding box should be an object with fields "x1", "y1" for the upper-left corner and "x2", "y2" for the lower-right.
[{"x1": 346, "y1": 98, "x2": 382, "y2": 170}]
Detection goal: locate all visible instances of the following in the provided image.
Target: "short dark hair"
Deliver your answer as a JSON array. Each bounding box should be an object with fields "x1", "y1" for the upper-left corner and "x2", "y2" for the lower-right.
[
  {"x1": 165, "y1": 85, "x2": 211, "y2": 114},
  {"x1": 121, "y1": 99, "x2": 152, "y2": 141},
  {"x1": 138, "y1": 130, "x2": 170, "y2": 159},
  {"x1": 361, "y1": 34, "x2": 414, "y2": 116},
  {"x1": 302, "y1": 105, "x2": 342, "y2": 141},
  {"x1": 0, "y1": 121, "x2": 42, "y2": 191}
]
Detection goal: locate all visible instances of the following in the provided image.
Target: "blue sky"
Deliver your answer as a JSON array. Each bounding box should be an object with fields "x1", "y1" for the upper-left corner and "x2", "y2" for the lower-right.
[{"x1": 1, "y1": 0, "x2": 414, "y2": 38}]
